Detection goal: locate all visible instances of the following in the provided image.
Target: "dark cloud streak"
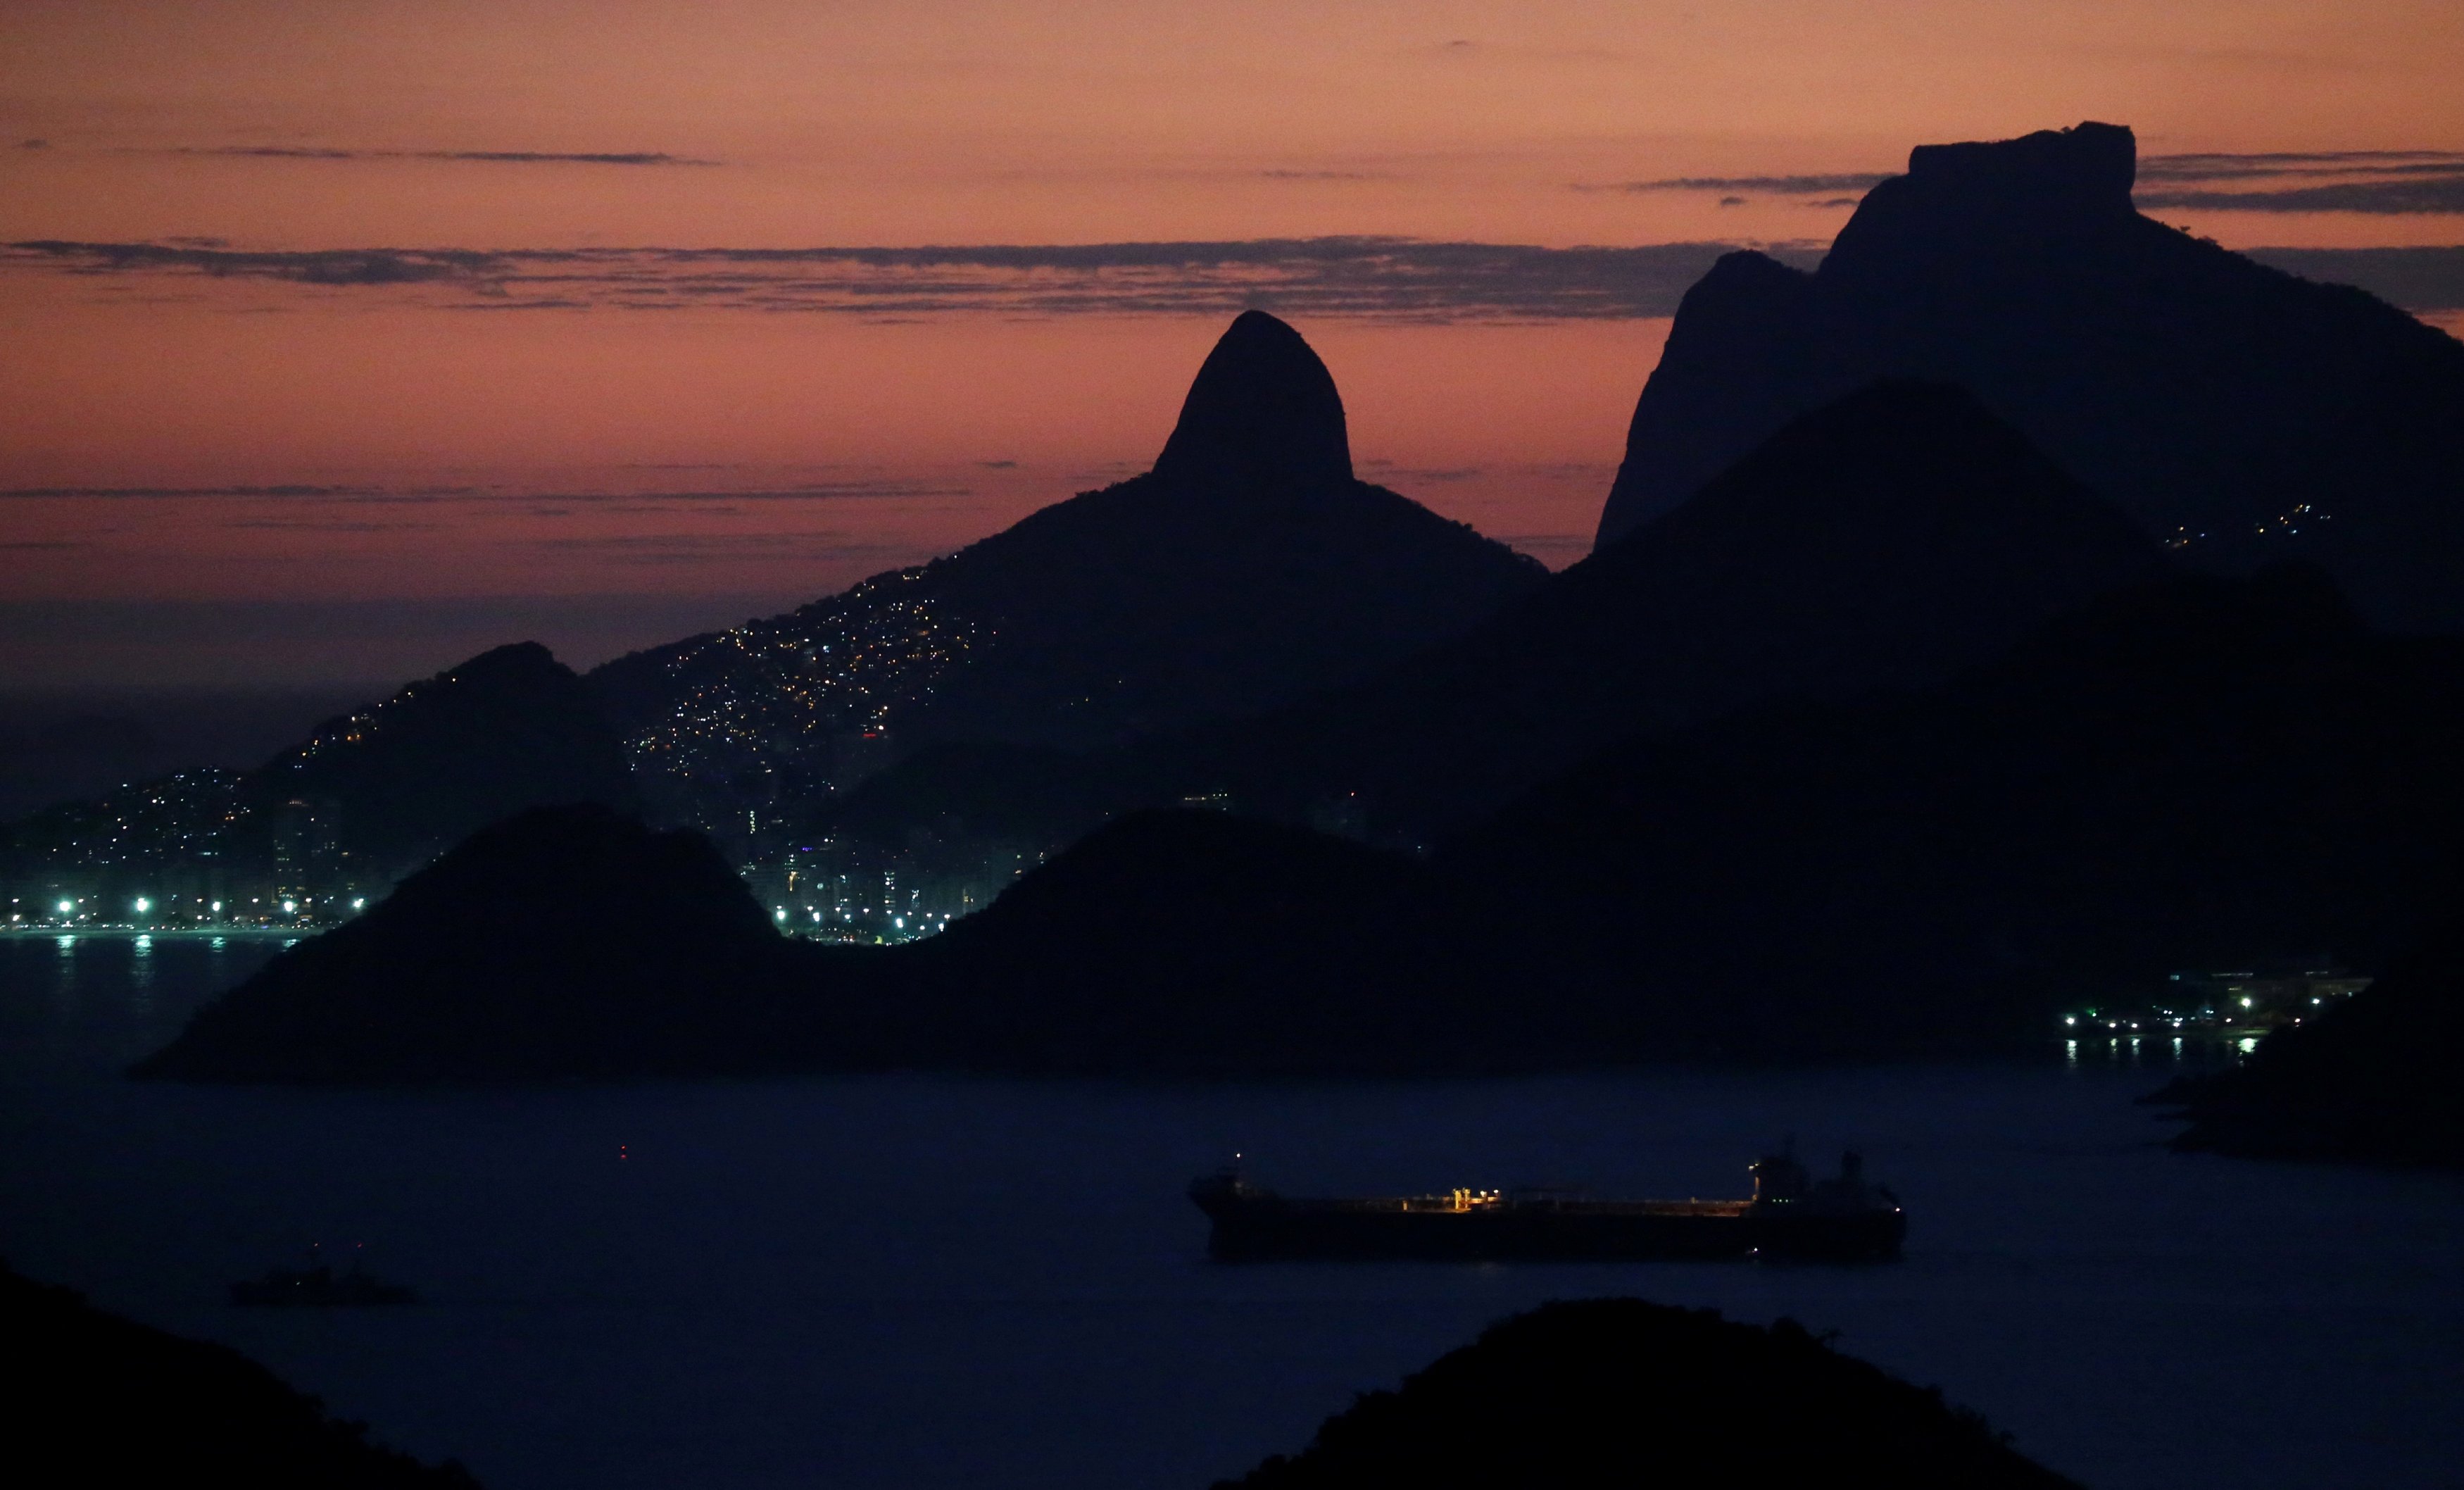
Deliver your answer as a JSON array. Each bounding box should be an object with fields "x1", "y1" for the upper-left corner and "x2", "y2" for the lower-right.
[
  {"x1": 2, "y1": 236, "x2": 1828, "y2": 321},
  {"x1": 2139, "y1": 175, "x2": 2464, "y2": 214},
  {"x1": 1575, "y1": 172, "x2": 1892, "y2": 196},
  {"x1": 10, "y1": 240, "x2": 490, "y2": 285},
  {"x1": 1580, "y1": 151, "x2": 2464, "y2": 210},
  {"x1": 2140, "y1": 149, "x2": 2464, "y2": 182},
  {"x1": 13, "y1": 233, "x2": 2464, "y2": 318},
  {"x1": 2243, "y1": 246, "x2": 2464, "y2": 308},
  {"x1": 161, "y1": 146, "x2": 716, "y2": 166}
]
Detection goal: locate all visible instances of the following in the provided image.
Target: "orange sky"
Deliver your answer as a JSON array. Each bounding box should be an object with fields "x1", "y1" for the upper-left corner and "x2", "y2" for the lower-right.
[{"x1": 4, "y1": 0, "x2": 2462, "y2": 687}]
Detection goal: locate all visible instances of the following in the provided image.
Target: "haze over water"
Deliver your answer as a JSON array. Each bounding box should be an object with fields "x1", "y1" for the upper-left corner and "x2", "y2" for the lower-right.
[{"x1": 5, "y1": 934, "x2": 2458, "y2": 1490}]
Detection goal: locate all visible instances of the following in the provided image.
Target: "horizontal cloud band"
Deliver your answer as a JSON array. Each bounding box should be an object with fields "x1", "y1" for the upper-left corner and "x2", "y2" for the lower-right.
[
  {"x1": 2139, "y1": 177, "x2": 2464, "y2": 214},
  {"x1": 1580, "y1": 151, "x2": 2464, "y2": 214},
  {"x1": 6, "y1": 235, "x2": 2461, "y2": 317},
  {"x1": 3, "y1": 237, "x2": 1822, "y2": 320},
  {"x1": 158, "y1": 146, "x2": 716, "y2": 166}
]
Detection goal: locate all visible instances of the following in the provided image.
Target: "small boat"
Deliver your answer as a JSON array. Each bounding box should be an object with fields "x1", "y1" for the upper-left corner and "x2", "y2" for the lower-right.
[
  {"x1": 1189, "y1": 1146, "x2": 1905, "y2": 1263},
  {"x1": 230, "y1": 1248, "x2": 416, "y2": 1307}
]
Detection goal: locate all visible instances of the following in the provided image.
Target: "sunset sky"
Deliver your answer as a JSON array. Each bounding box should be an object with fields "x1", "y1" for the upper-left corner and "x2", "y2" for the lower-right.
[{"x1": 6, "y1": 0, "x2": 2463, "y2": 688}]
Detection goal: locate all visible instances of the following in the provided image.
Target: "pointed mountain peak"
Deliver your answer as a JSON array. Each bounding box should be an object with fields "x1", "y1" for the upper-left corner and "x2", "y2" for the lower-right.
[{"x1": 1152, "y1": 310, "x2": 1352, "y2": 491}]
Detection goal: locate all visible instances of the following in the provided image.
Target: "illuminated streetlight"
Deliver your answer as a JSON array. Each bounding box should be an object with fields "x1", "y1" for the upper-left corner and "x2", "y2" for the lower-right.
[
  {"x1": 351, "y1": 898, "x2": 366, "y2": 911},
  {"x1": 134, "y1": 898, "x2": 151, "y2": 915},
  {"x1": 56, "y1": 900, "x2": 73, "y2": 915},
  {"x1": 283, "y1": 900, "x2": 298, "y2": 914}
]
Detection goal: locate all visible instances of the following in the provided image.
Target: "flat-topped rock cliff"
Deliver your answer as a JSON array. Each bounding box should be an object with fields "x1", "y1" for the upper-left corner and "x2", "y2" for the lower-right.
[{"x1": 1597, "y1": 122, "x2": 2464, "y2": 632}]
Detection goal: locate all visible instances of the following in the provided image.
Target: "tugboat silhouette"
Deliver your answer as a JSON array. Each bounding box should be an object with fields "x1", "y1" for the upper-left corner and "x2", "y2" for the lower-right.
[{"x1": 230, "y1": 1243, "x2": 417, "y2": 1307}]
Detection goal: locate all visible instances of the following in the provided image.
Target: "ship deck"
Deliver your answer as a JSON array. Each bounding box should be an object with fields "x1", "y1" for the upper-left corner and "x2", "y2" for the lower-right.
[{"x1": 1279, "y1": 1196, "x2": 1753, "y2": 1217}]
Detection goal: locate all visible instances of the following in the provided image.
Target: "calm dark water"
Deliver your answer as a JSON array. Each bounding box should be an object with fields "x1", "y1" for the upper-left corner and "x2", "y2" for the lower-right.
[{"x1": 2, "y1": 934, "x2": 2458, "y2": 1490}]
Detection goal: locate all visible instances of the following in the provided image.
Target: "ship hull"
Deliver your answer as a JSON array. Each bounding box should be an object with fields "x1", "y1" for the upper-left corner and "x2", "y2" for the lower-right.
[{"x1": 1193, "y1": 1193, "x2": 1904, "y2": 1264}]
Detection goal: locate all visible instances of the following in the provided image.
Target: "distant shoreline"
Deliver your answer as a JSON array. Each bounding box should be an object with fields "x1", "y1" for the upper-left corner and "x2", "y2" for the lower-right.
[{"x1": 1, "y1": 926, "x2": 306, "y2": 941}]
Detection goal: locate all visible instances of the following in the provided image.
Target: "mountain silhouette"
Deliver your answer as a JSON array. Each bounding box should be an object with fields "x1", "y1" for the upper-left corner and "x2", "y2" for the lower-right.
[
  {"x1": 1595, "y1": 122, "x2": 2464, "y2": 630},
  {"x1": 1152, "y1": 309, "x2": 1352, "y2": 489},
  {"x1": 139, "y1": 565, "x2": 2464, "y2": 1081},
  {"x1": 819, "y1": 378, "x2": 2161, "y2": 856},
  {"x1": 1447, "y1": 565, "x2": 2464, "y2": 1056},
  {"x1": 241, "y1": 642, "x2": 636, "y2": 876},
  {"x1": 589, "y1": 311, "x2": 1542, "y2": 834},
  {"x1": 1, "y1": 641, "x2": 636, "y2": 905}
]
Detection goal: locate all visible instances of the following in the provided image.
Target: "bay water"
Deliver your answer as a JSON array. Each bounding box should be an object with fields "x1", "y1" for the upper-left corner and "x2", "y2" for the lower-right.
[{"x1": 3, "y1": 932, "x2": 2458, "y2": 1489}]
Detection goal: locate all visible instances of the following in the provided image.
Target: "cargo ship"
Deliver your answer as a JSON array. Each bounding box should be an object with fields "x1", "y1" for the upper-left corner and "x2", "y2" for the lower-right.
[{"x1": 1189, "y1": 1147, "x2": 1904, "y2": 1263}]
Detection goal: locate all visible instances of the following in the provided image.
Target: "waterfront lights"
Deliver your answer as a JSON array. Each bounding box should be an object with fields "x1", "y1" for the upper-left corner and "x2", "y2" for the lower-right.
[
  {"x1": 283, "y1": 900, "x2": 298, "y2": 914},
  {"x1": 134, "y1": 898, "x2": 151, "y2": 915},
  {"x1": 210, "y1": 901, "x2": 222, "y2": 913},
  {"x1": 57, "y1": 900, "x2": 73, "y2": 915},
  {"x1": 2063, "y1": 1015, "x2": 2077, "y2": 1025},
  {"x1": 351, "y1": 898, "x2": 365, "y2": 910},
  {"x1": 774, "y1": 908, "x2": 788, "y2": 922}
]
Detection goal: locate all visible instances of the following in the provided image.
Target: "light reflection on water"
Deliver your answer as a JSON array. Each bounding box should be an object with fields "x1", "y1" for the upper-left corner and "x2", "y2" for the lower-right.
[{"x1": 1, "y1": 935, "x2": 2457, "y2": 1490}]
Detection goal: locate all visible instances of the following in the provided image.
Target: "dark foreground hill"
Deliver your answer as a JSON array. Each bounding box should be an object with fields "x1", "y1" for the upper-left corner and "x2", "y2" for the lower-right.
[
  {"x1": 2151, "y1": 925, "x2": 2464, "y2": 1167},
  {"x1": 589, "y1": 311, "x2": 1542, "y2": 832},
  {"x1": 0, "y1": 1260, "x2": 477, "y2": 1487},
  {"x1": 822, "y1": 379, "x2": 2163, "y2": 859},
  {"x1": 1219, "y1": 1299, "x2": 2077, "y2": 1490},
  {"x1": 1595, "y1": 122, "x2": 2464, "y2": 631}
]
